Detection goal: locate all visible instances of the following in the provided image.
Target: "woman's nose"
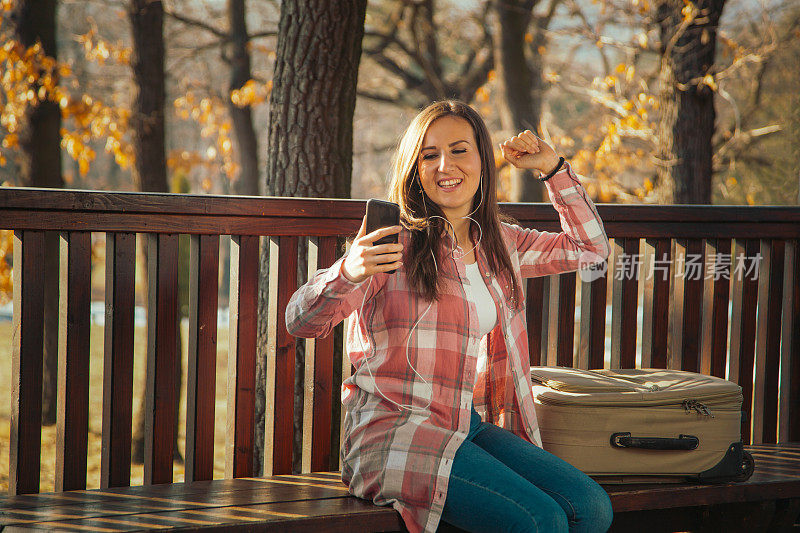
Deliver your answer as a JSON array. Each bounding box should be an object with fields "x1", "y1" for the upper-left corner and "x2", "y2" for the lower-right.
[{"x1": 437, "y1": 153, "x2": 451, "y2": 172}]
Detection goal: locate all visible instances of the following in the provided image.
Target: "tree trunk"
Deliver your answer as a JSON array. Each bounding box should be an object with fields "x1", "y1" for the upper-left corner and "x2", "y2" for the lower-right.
[
  {"x1": 492, "y1": 0, "x2": 547, "y2": 202},
  {"x1": 255, "y1": 0, "x2": 367, "y2": 476},
  {"x1": 129, "y1": 0, "x2": 167, "y2": 194},
  {"x1": 128, "y1": 0, "x2": 182, "y2": 466},
  {"x1": 13, "y1": 0, "x2": 63, "y2": 426},
  {"x1": 227, "y1": 0, "x2": 260, "y2": 196},
  {"x1": 654, "y1": 0, "x2": 726, "y2": 204}
]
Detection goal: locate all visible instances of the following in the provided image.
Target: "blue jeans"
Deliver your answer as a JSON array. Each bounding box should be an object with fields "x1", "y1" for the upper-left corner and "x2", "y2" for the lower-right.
[{"x1": 438, "y1": 404, "x2": 613, "y2": 533}]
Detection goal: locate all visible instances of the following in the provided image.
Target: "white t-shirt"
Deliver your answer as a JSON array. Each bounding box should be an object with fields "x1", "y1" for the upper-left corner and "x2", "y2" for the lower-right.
[{"x1": 463, "y1": 261, "x2": 498, "y2": 339}]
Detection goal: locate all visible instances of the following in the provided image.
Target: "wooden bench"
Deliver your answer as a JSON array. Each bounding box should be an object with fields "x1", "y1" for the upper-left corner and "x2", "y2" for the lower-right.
[{"x1": 1, "y1": 188, "x2": 798, "y2": 532}]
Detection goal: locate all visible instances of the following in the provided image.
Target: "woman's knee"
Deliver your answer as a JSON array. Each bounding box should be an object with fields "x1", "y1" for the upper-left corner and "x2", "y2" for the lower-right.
[
  {"x1": 532, "y1": 503, "x2": 569, "y2": 533},
  {"x1": 443, "y1": 473, "x2": 569, "y2": 533},
  {"x1": 572, "y1": 481, "x2": 613, "y2": 532},
  {"x1": 510, "y1": 496, "x2": 568, "y2": 533}
]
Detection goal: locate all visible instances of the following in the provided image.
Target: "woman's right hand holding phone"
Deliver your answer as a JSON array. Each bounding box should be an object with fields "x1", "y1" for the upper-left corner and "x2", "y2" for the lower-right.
[{"x1": 342, "y1": 215, "x2": 403, "y2": 284}]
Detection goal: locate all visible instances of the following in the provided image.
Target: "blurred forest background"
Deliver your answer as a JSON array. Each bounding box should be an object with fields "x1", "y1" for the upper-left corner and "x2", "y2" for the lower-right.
[
  {"x1": 1, "y1": 0, "x2": 797, "y2": 205},
  {"x1": 0, "y1": 0, "x2": 798, "y2": 488}
]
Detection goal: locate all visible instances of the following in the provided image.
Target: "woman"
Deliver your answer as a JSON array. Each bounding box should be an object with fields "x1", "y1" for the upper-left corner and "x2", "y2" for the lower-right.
[{"x1": 286, "y1": 100, "x2": 613, "y2": 533}]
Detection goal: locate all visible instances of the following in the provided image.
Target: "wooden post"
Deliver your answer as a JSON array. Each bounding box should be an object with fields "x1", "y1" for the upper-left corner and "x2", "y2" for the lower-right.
[{"x1": 55, "y1": 231, "x2": 91, "y2": 491}]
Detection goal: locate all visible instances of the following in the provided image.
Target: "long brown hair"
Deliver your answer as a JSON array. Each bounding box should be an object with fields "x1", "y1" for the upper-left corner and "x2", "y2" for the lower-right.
[{"x1": 387, "y1": 100, "x2": 521, "y2": 307}]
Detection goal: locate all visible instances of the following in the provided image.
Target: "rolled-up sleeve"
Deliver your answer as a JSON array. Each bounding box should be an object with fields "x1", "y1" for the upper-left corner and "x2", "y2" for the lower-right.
[
  {"x1": 285, "y1": 255, "x2": 385, "y2": 338},
  {"x1": 510, "y1": 161, "x2": 610, "y2": 278}
]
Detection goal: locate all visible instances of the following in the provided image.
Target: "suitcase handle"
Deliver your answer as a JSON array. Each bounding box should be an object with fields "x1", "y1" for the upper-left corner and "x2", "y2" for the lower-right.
[{"x1": 610, "y1": 432, "x2": 699, "y2": 450}]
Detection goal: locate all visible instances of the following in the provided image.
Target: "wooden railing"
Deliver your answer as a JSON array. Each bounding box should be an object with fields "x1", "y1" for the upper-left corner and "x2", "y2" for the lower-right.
[{"x1": 1, "y1": 187, "x2": 798, "y2": 497}]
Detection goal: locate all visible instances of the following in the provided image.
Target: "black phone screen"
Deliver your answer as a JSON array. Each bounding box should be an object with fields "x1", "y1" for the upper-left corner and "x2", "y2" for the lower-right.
[{"x1": 365, "y1": 199, "x2": 400, "y2": 246}]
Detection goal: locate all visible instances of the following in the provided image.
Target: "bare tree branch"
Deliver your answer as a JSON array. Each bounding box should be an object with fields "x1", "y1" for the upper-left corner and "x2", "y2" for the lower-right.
[
  {"x1": 249, "y1": 30, "x2": 278, "y2": 39},
  {"x1": 357, "y1": 89, "x2": 420, "y2": 108},
  {"x1": 164, "y1": 7, "x2": 227, "y2": 39}
]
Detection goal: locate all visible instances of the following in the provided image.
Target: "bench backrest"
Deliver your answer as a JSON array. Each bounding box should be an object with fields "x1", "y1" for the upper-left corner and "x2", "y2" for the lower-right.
[{"x1": 1, "y1": 188, "x2": 798, "y2": 496}]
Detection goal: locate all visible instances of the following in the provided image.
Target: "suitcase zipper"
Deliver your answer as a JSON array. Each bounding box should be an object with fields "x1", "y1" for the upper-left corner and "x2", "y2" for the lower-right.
[
  {"x1": 533, "y1": 391, "x2": 742, "y2": 410},
  {"x1": 683, "y1": 399, "x2": 714, "y2": 418}
]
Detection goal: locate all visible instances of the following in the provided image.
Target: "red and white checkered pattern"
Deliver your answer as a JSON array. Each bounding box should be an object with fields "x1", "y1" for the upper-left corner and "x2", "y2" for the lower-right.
[{"x1": 286, "y1": 162, "x2": 610, "y2": 533}]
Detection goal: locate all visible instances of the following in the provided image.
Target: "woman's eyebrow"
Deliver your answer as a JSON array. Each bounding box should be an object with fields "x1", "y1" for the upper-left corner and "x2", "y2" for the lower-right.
[{"x1": 420, "y1": 139, "x2": 469, "y2": 151}]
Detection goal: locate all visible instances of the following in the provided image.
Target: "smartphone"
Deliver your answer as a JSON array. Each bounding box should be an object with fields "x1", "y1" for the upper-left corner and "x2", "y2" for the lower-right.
[{"x1": 365, "y1": 199, "x2": 400, "y2": 273}]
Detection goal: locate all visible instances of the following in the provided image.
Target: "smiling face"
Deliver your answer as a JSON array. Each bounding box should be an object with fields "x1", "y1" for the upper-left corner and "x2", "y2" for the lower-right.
[{"x1": 417, "y1": 115, "x2": 483, "y2": 222}]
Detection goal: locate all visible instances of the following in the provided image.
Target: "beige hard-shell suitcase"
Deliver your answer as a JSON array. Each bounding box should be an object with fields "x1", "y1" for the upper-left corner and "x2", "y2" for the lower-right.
[{"x1": 530, "y1": 367, "x2": 754, "y2": 483}]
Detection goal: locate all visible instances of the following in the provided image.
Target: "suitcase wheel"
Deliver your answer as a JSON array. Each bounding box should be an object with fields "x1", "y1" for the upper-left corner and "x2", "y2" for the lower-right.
[{"x1": 734, "y1": 451, "x2": 755, "y2": 482}]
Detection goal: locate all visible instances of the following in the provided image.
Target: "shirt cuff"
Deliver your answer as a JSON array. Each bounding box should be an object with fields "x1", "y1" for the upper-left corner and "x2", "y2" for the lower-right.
[
  {"x1": 542, "y1": 161, "x2": 581, "y2": 197},
  {"x1": 320, "y1": 254, "x2": 367, "y2": 296}
]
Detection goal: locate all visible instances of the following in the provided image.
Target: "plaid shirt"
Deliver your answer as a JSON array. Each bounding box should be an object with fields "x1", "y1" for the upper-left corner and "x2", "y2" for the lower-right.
[{"x1": 286, "y1": 162, "x2": 609, "y2": 533}]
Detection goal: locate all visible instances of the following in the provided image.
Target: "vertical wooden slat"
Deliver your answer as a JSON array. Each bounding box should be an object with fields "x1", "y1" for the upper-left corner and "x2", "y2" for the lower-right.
[
  {"x1": 302, "y1": 239, "x2": 319, "y2": 474},
  {"x1": 55, "y1": 232, "x2": 91, "y2": 491},
  {"x1": 728, "y1": 239, "x2": 760, "y2": 443},
  {"x1": 641, "y1": 238, "x2": 671, "y2": 369},
  {"x1": 526, "y1": 277, "x2": 545, "y2": 367},
  {"x1": 782, "y1": 240, "x2": 800, "y2": 442},
  {"x1": 547, "y1": 273, "x2": 575, "y2": 367},
  {"x1": 264, "y1": 238, "x2": 277, "y2": 476},
  {"x1": 226, "y1": 235, "x2": 259, "y2": 478},
  {"x1": 185, "y1": 234, "x2": 219, "y2": 482},
  {"x1": 10, "y1": 230, "x2": 45, "y2": 495},
  {"x1": 542, "y1": 277, "x2": 556, "y2": 366},
  {"x1": 268, "y1": 236, "x2": 298, "y2": 475},
  {"x1": 338, "y1": 236, "x2": 352, "y2": 472},
  {"x1": 144, "y1": 233, "x2": 179, "y2": 485},
  {"x1": 338, "y1": 318, "x2": 352, "y2": 473},
  {"x1": 753, "y1": 239, "x2": 784, "y2": 444},
  {"x1": 302, "y1": 236, "x2": 337, "y2": 473},
  {"x1": 700, "y1": 239, "x2": 731, "y2": 378},
  {"x1": 578, "y1": 272, "x2": 607, "y2": 370},
  {"x1": 610, "y1": 238, "x2": 639, "y2": 369},
  {"x1": 101, "y1": 232, "x2": 136, "y2": 488},
  {"x1": 669, "y1": 239, "x2": 704, "y2": 371}
]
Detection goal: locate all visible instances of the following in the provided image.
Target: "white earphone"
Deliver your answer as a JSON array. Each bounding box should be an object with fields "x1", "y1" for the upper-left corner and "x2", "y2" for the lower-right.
[{"x1": 354, "y1": 171, "x2": 486, "y2": 413}]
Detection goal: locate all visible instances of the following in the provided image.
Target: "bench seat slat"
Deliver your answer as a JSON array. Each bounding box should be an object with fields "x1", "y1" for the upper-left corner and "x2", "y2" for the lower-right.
[
  {"x1": 606, "y1": 444, "x2": 800, "y2": 512},
  {"x1": 0, "y1": 496, "x2": 403, "y2": 533},
  {"x1": 1, "y1": 444, "x2": 798, "y2": 531}
]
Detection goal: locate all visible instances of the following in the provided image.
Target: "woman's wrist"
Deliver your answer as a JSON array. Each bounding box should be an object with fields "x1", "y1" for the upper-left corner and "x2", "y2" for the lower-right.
[
  {"x1": 538, "y1": 156, "x2": 565, "y2": 182},
  {"x1": 341, "y1": 259, "x2": 364, "y2": 284}
]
